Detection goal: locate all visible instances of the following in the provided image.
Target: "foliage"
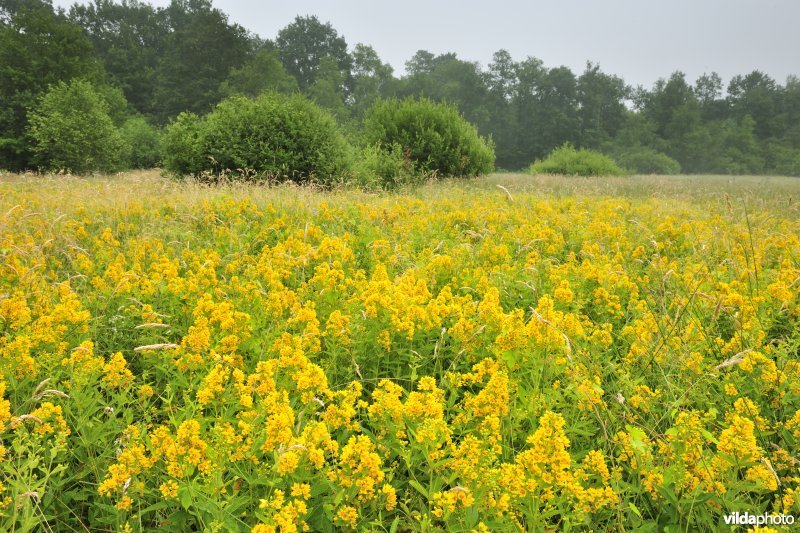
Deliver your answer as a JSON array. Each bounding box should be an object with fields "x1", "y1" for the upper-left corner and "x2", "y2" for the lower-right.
[
  {"x1": 351, "y1": 143, "x2": 418, "y2": 189},
  {"x1": 763, "y1": 139, "x2": 800, "y2": 176},
  {"x1": 363, "y1": 97, "x2": 495, "y2": 178},
  {"x1": 120, "y1": 116, "x2": 162, "y2": 169},
  {"x1": 4, "y1": 2, "x2": 800, "y2": 176},
  {"x1": 27, "y1": 79, "x2": 128, "y2": 173},
  {"x1": 276, "y1": 15, "x2": 352, "y2": 93},
  {"x1": 529, "y1": 143, "x2": 626, "y2": 176},
  {"x1": 350, "y1": 43, "x2": 395, "y2": 118},
  {"x1": 1, "y1": 172, "x2": 800, "y2": 530},
  {"x1": 163, "y1": 92, "x2": 352, "y2": 184},
  {"x1": 161, "y1": 111, "x2": 205, "y2": 176},
  {"x1": 219, "y1": 48, "x2": 298, "y2": 98},
  {"x1": 611, "y1": 146, "x2": 682, "y2": 175},
  {"x1": 0, "y1": 0, "x2": 102, "y2": 170},
  {"x1": 68, "y1": 0, "x2": 168, "y2": 119},
  {"x1": 576, "y1": 62, "x2": 628, "y2": 147},
  {"x1": 151, "y1": 0, "x2": 253, "y2": 124}
]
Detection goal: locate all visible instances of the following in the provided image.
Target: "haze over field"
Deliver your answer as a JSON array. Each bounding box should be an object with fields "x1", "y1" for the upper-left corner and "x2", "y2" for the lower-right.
[
  {"x1": 5, "y1": 0, "x2": 799, "y2": 177},
  {"x1": 53, "y1": 0, "x2": 800, "y2": 88}
]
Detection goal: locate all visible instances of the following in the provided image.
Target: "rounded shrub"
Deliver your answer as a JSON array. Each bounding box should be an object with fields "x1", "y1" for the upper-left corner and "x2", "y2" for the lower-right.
[
  {"x1": 362, "y1": 97, "x2": 495, "y2": 178},
  {"x1": 163, "y1": 92, "x2": 352, "y2": 184},
  {"x1": 27, "y1": 79, "x2": 128, "y2": 174},
  {"x1": 529, "y1": 144, "x2": 626, "y2": 176},
  {"x1": 612, "y1": 147, "x2": 681, "y2": 175}
]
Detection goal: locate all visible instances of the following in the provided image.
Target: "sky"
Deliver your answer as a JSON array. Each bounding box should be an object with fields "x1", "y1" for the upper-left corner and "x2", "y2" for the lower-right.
[{"x1": 53, "y1": 0, "x2": 800, "y2": 89}]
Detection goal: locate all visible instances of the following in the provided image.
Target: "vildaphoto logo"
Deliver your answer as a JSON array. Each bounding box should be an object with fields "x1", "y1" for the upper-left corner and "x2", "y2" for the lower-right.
[{"x1": 723, "y1": 512, "x2": 795, "y2": 526}]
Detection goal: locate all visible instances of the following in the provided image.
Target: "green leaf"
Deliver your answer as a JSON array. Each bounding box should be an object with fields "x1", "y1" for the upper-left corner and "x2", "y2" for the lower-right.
[
  {"x1": 408, "y1": 479, "x2": 428, "y2": 499},
  {"x1": 178, "y1": 485, "x2": 193, "y2": 511}
]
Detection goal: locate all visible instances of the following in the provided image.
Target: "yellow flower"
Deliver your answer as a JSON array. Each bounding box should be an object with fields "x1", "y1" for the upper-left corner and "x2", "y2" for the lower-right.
[
  {"x1": 159, "y1": 480, "x2": 179, "y2": 500},
  {"x1": 102, "y1": 352, "x2": 134, "y2": 389},
  {"x1": 335, "y1": 505, "x2": 358, "y2": 527},
  {"x1": 290, "y1": 483, "x2": 311, "y2": 500}
]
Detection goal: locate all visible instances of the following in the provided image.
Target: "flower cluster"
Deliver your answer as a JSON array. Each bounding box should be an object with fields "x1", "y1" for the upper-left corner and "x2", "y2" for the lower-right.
[{"x1": 0, "y1": 172, "x2": 798, "y2": 530}]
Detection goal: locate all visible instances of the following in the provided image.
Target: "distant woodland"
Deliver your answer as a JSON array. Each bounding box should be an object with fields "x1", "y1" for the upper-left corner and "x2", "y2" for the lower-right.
[{"x1": 2, "y1": 0, "x2": 799, "y2": 175}]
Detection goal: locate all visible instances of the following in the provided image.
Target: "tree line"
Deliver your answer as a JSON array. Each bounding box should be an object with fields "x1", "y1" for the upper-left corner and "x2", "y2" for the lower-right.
[{"x1": 2, "y1": 0, "x2": 799, "y2": 175}]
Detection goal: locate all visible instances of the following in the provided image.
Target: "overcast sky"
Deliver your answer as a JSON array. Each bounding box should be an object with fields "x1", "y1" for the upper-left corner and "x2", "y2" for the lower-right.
[{"x1": 54, "y1": 0, "x2": 800, "y2": 89}]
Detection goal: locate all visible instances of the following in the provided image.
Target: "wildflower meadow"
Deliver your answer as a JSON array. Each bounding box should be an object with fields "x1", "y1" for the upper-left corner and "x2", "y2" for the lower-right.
[{"x1": 0, "y1": 171, "x2": 799, "y2": 531}]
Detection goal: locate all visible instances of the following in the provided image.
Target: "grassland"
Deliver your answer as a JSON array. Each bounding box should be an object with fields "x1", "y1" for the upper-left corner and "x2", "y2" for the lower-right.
[{"x1": 1, "y1": 171, "x2": 799, "y2": 531}]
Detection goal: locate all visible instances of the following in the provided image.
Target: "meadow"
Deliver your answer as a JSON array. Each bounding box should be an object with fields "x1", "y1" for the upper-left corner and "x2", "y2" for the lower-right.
[{"x1": 1, "y1": 170, "x2": 799, "y2": 531}]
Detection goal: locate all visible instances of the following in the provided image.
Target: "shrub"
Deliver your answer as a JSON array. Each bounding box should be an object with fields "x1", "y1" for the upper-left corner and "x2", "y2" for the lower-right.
[
  {"x1": 27, "y1": 79, "x2": 128, "y2": 174},
  {"x1": 611, "y1": 147, "x2": 682, "y2": 175},
  {"x1": 120, "y1": 116, "x2": 161, "y2": 169},
  {"x1": 161, "y1": 112, "x2": 206, "y2": 176},
  {"x1": 163, "y1": 92, "x2": 352, "y2": 184},
  {"x1": 351, "y1": 143, "x2": 418, "y2": 189},
  {"x1": 529, "y1": 144, "x2": 626, "y2": 176},
  {"x1": 363, "y1": 97, "x2": 495, "y2": 178}
]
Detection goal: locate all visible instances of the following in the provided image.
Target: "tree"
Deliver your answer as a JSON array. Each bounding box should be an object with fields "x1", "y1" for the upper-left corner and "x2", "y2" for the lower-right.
[
  {"x1": 307, "y1": 56, "x2": 350, "y2": 122},
  {"x1": 152, "y1": 0, "x2": 252, "y2": 123},
  {"x1": 276, "y1": 15, "x2": 352, "y2": 94},
  {"x1": 486, "y1": 50, "x2": 520, "y2": 168},
  {"x1": 512, "y1": 59, "x2": 580, "y2": 164},
  {"x1": 487, "y1": 49, "x2": 517, "y2": 100},
  {"x1": 640, "y1": 72, "x2": 702, "y2": 164},
  {"x1": 27, "y1": 79, "x2": 128, "y2": 173},
  {"x1": 68, "y1": 0, "x2": 168, "y2": 118},
  {"x1": 0, "y1": 0, "x2": 102, "y2": 169},
  {"x1": 220, "y1": 48, "x2": 298, "y2": 98},
  {"x1": 509, "y1": 56, "x2": 547, "y2": 168},
  {"x1": 119, "y1": 115, "x2": 161, "y2": 168},
  {"x1": 727, "y1": 71, "x2": 780, "y2": 139},
  {"x1": 694, "y1": 72, "x2": 727, "y2": 121},
  {"x1": 405, "y1": 50, "x2": 441, "y2": 76},
  {"x1": 398, "y1": 53, "x2": 491, "y2": 136},
  {"x1": 576, "y1": 62, "x2": 627, "y2": 148},
  {"x1": 781, "y1": 76, "x2": 800, "y2": 148},
  {"x1": 350, "y1": 44, "x2": 394, "y2": 118}
]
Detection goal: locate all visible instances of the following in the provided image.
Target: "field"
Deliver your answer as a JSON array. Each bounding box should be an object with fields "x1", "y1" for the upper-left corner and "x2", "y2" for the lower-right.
[{"x1": 1, "y1": 171, "x2": 799, "y2": 531}]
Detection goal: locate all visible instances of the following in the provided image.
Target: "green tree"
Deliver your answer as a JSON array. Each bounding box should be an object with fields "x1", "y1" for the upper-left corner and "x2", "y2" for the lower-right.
[
  {"x1": 694, "y1": 72, "x2": 728, "y2": 121},
  {"x1": 508, "y1": 56, "x2": 547, "y2": 168},
  {"x1": 640, "y1": 72, "x2": 702, "y2": 165},
  {"x1": 399, "y1": 52, "x2": 492, "y2": 138},
  {"x1": 152, "y1": 0, "x2": 252, "y2": 123},
  {"x1": 727, "y1": 71, "x2": 780, "y2": 139},
  {"x1": 220, "y1": 48, "x2": 299, "y2": 98},
  {"x1": 350, "y1": 43, "x2": 395, "y2": 118},
  {"x1": 307, "y1": 56, "x2": 350, "y2": 122},
  {"x1": 485, "y1": 50, "x2": 521, "y2": 169},
  {"x1": 276, "y1": 15, "x2": 352, "y2": 94},
  {"x1": 68, "y1": 0, "x2": 167, "y2": 118},
  {"x1": 27, "y1": 79, "x2": 128, "y2": 173},
  {"x1": 576, "y1": 62, "x2": 627, "y2": 148},
  {"x1": 0, "y1": 0, "x2": 102, "y2": 169},
  {"x1": 781, "y1": 76, "x2": 800, "y2": 148},
  {"x1": 404, "y1": 50, "x2": 443, "y2": 76},
  {"x1": 514, "y1": 61, "x2": 580, "y2": 163}
]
